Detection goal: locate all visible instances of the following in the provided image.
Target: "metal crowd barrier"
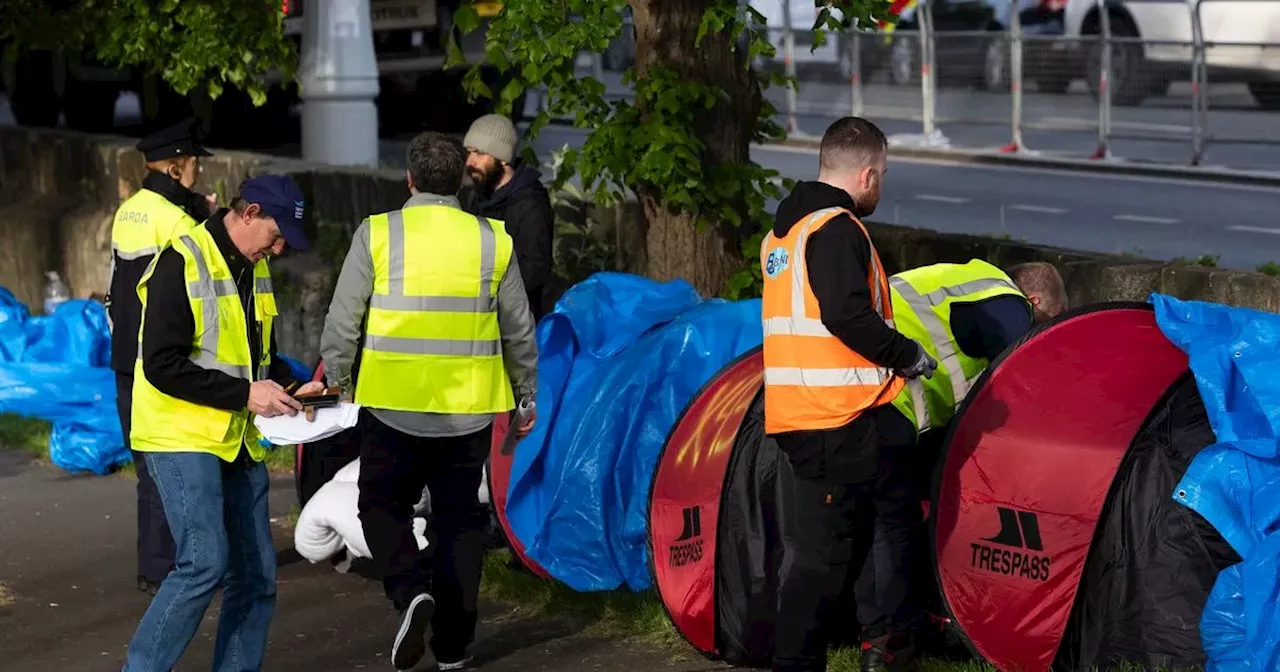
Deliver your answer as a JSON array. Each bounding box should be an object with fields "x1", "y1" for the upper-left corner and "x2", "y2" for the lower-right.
[{"x1": 545, "y1": 0, "x2": 1278, "y2": 169}]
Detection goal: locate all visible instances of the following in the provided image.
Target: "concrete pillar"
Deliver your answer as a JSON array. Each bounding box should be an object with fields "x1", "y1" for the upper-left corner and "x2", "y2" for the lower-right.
[{"x1": 299, "y1": 0, "x2": 381, "y2": 167}]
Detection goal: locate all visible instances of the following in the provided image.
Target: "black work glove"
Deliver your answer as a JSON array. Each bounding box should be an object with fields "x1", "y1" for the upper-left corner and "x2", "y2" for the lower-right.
[{"x1": 897, "y1": 342, "x2": 938, "y2": 380}]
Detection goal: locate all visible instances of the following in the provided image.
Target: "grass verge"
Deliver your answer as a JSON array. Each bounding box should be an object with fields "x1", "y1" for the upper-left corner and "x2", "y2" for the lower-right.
[
  {"x1": 0, "y1": 411, "x2": 296, "y2": 478},
  {"x1": 479, "y1": 549, "x2": 1000, "y2": 671},
  {"x1": 0, "y1": 413, "x2": 52, "y2": 458},
  {"x1": 479, "y1": 550, "x2": 680, "y2": 647}
]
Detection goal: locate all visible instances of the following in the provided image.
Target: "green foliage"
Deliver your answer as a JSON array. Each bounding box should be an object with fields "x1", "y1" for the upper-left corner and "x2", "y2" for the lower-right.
[
  {"x1": 549, "y1": 181, "x2": 619, "y2": 285},
  {"x1": 448, "y1": 0, "x2": 895, "y2": 298},
  {"x1": 0, "y1": 0, "x2": 297, "y2": 105},
  {"x1": 1172, "y1": 254, "x2": 1219, "y2": 268},
  {"x1": 0, "y1": 413, "x2": 51, "y2": 458},
  {"x1": 1256, "y1": 261, "x2": 1280, "y2": 277}
]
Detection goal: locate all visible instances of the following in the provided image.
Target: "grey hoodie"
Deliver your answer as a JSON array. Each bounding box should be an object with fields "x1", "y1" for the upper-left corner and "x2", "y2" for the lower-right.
[{"x1": 319, "y1": 192, "x2": 539, "y2": 438}]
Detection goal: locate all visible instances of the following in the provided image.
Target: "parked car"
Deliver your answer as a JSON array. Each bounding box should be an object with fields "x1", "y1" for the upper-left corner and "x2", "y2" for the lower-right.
[{"x1": 1061, "y1": 0, "x2": 1280, "y2": 108}]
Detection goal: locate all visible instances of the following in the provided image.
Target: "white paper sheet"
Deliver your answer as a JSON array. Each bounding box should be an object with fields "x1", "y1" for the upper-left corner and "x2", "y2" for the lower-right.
[{"x1": 254, "y1": 402, "x2": 361, "y2": 445}]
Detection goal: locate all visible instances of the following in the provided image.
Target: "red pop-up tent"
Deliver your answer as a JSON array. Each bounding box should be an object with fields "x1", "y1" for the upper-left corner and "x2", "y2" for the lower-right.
[
  {"x1": 933, "y1": 302, "x2": 1237, "y2": 671},
  {"x1": 647, "y1": 302, "x2": 1239, "y2": 670}
]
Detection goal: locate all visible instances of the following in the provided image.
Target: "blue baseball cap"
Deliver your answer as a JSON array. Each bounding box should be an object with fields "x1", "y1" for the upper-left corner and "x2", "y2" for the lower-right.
[{"x1": 239, "y1": 174, "x2": 310, "y2": 252}]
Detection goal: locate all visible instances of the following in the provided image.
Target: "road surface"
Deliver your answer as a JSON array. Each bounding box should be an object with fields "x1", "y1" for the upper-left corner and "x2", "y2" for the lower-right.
[
  {"x1": 4, "y1": 87, "x2": 1279, "y2": 272},
  {"x1": 393, "y1": 125, "x2": 1280, "y2": 273},
  {"x1": 0, "y1": 450, "x2": 723, "y2": 671}
]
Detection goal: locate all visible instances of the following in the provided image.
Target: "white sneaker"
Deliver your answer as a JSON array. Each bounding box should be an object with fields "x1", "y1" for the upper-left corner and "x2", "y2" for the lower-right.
[
  {"x1": 437, "y1": 653, "x2": 475, "y2": 670},
  {"x1": 392, "y1": 593, "x2": 435, "y2": 670}
]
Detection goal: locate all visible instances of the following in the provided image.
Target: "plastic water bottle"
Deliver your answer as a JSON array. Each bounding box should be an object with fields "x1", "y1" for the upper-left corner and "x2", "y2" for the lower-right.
[{"x1": 43, "y1": 271, "x2": 70, "y2": 315}]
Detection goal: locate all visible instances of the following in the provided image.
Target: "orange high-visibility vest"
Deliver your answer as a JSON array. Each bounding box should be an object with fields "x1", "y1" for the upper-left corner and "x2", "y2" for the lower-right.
[{"x1": 760, "y1": 206, "x2": 904, "y2": 434}]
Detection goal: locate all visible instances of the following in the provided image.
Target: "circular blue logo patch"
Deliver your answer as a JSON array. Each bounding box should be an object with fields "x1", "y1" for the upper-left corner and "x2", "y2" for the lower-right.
[{"x1": 765, "y1": 247, "x2": 790, "y2": 279}]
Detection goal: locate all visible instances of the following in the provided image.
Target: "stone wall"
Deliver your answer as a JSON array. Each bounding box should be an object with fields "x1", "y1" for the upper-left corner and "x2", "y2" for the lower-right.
[{"x1": 1, "y1": 125, "x2": 1276, "y2": 366}]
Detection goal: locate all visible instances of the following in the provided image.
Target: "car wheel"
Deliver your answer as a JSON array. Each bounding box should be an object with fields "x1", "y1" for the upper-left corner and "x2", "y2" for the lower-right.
[
  {"x1": 1086, "y1": 15, "x2": 1148, "y2": 107},
  {"x1": 1249, "y1": 82, "x2": 1280, "y2": 110}
]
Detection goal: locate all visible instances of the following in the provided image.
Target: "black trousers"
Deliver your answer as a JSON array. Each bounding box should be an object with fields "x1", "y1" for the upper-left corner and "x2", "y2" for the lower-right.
[
  {"x1": 854, "y1": 418, "x2": 949, "y2": 637},
  {"x1": 356, "y1": 410, "x2": 491, "y2": 663},
  {"x1": 771, "y1": 404, "x2": 918, "y2": 672},
  {"x1": 116, "y1": 372, "x2": 175, "y2": 583}
]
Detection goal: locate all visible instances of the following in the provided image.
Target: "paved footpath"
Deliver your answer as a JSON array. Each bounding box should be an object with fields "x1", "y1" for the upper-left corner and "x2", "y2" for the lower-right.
[{"x1": 0, "y1": 450, "x2": 727, "y2": 672}]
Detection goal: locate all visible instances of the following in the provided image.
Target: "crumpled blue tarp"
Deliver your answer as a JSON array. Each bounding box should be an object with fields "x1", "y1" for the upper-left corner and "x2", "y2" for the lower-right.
[
  {"x1": 505, "y1": 272, "x2": 763, "y2": 592},
  {"x1": 1152, "y1": 292, "x2": 1280, "y2": 671},
  {"x1": 0, "y1": 291, "x2": 126, "y2": 475}
]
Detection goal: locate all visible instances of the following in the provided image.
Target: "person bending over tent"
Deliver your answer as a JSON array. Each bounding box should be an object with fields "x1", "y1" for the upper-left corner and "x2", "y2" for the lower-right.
[
  {"x1": 761, "y1": 116, "x2": 939, "y2": 672},
  {"x1": 852, "y1": 259, "x2": 1068, "y2": 648}
]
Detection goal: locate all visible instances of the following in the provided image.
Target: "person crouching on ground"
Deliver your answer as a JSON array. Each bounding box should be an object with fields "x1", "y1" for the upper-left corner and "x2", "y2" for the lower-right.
[{"x1": 122, "y1": 175, "x2": 323, "y2": 671}]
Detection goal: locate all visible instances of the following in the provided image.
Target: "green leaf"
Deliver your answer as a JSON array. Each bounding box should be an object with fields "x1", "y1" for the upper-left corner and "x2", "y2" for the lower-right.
[
  {"x1": 445, "y1": 34, "x2": 467, "y2": 69},
  {"x1": 454, "y1": 3, "x2": 482, "y2": 35},
  {"x1": 498, "y1": 77, "x2": 525, "y2": 116}
]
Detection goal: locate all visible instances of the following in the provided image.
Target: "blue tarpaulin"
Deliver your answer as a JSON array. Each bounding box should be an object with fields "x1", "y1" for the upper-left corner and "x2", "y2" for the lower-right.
[
  {"x1": 0, "y1": 292, "x2": 126, "y2": 474},
  {"x1": 1152, "y1": 293, "x2": 1280, "y2": 671},
  {"x1": 505, "y1": 272, "x2": 763, "y2": 592}
]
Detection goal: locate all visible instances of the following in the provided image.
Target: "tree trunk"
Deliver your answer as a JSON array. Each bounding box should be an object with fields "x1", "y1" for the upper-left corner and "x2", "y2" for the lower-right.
[{"x1": 629, "y1": 0, "x2": 762, "y2": 298}]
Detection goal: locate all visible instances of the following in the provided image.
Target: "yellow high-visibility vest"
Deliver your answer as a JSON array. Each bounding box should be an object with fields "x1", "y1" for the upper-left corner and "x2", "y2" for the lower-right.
[
  {"x1": 111, "y1": 188, "x2": 199, "y2": 263},
  {"x1": 130, "y1": 224, "x2": 277, "y2": 462},
  {"x1": 888, "y1": 259, "x2": 1029, "y2": 433},
  {"x1": 355, "y1": 205, "x2": 516, "y2": 414},
  {"x1": 109, "y1": 188, "x2": 199, "y2": 332}
]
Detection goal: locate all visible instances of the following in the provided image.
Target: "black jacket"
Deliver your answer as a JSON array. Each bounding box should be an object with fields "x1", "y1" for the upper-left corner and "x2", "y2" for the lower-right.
[
  {"x1": 473, "y1": 163, "x2": 554, "y2": 320},
  {"x1": 773, "y1": 181, "x2": 921, "y2": 372},
  {"x1": 140, "y1": 209, "x2": 296, "y2": 411},
  {"x1": 109, "y1": 171, "x2": 212, "y2": 375}
]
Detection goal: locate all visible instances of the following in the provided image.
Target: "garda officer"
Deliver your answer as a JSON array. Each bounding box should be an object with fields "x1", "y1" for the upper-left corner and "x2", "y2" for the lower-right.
[
  {"x1": 107, "y1": 116, "x2": 217, "y2": 595},
  {"x1": 855, "y1": 259, "x2": 1068, "y2": 651},
  {"x1": 123, "y1": 174, "x2": 322, "y2": 671},
  {"x1": 319, "y1": 131, "x2": 539, "y2": 672},
  {"x1": 762, "y1": 116, "x2": 937, "y2": 672}
]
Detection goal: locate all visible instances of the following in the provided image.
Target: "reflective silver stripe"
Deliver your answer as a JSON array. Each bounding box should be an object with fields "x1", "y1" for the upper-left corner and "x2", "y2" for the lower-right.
[
  {"x1": 478, "y1": 217, "x2": 496, "y2": 298},
  {"x1": 188, "y1": 278, "x2": 238, "y2": 299},
  {"x1": 763, "y1": 316, "x2": 831, "y2": 338},
  {"x1": 920, "y1": 277, "x2": 1019, "y2": 306},
  {"x1": 907, "y1": 377, "x2": 930, "y2": 431},
  {"x1": 255, "y1": 277, "x2": 273, "y2": 294},
  {"x1": 377, "y1": 211, "x2": 498, "y2": 308},
  {"x1": 387, "y1": 210, "x2": 405, "y2": 296},
  {"x1": 370, "y1": 294, "x2": 496, "y2": 312},
  {"x1": 364, "y1": 334, "x2": 501, "y2": 357},
  {"x1": 368, "y1": 210, "x2": 502, "y2": 355},
  {"x1": 890, "y1": 275, "x2": 1017, "y2": 406},
  {"x1": 113, "y1": 243, "x2": 161, "y2": 261},
  {"x1": 789, "y1": 207, "x2": 892, "y2": 326},
  {"x1": 191, "y1": 351, "x2": 252, "y2": 379},
  {"x1": 764, "y1": 366, "x2": 888, "y2": 388},
  {"x1": 179, "y1": 235, "x2": 253, "y2": 381}
]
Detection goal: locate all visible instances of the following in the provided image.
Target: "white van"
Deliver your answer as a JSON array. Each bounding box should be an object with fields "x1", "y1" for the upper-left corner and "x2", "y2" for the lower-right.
[{"x1": 1062, "y1": 0, "x2": 1280, "y2": 107}]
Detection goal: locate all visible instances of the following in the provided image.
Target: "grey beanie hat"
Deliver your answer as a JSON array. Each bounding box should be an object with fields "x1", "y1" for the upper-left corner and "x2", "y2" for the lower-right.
[{"x1": 463, "y1": 114, "x2": 518, "y2": 164}]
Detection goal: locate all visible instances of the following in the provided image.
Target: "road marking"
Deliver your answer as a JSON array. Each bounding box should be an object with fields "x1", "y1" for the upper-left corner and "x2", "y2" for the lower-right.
[
  {"x1": 914, "y1": 194, "x2": 970, "y2": 204},
  {"x1": 1008, "y1": 204, "x2": 1068, "y2": 214},
  {"x1": 1114, "y1": 214, "x2": 1180, "y2": 224},
  {"x1": 1227, "y1": 225, "x2": 1280, "y2": 235}
]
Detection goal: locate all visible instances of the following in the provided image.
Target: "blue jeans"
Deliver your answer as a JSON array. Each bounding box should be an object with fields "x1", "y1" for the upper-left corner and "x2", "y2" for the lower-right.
[{"x1": 123, "y1": 451, "x2": 277, "y2": 672}]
